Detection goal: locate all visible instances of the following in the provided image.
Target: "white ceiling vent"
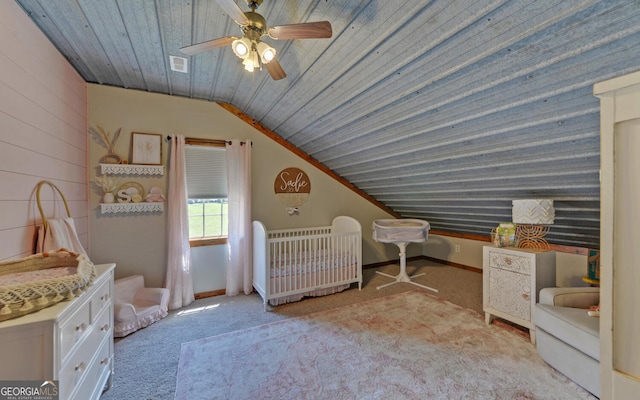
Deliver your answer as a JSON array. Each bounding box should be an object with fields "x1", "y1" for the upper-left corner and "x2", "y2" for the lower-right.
[{"x1": 169, "y1": 56, "x2": 188, "y2": 73}]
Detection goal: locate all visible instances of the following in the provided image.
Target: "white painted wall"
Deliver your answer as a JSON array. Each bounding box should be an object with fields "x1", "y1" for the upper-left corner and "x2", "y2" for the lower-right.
[
  {"x1": 190, "y1": 245, "x2": 228, "y2": 294},
  {"x1": 0, "y1": 1, "x2": 88, "y2": 261}
]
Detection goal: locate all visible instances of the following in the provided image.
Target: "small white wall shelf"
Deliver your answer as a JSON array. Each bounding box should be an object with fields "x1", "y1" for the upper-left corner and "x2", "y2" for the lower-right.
[
  {"x1": 100, "y1": 163, "x2": 164, "y2": 176},
  {"x1": 100, "y1": 202, "x2": 164, "y2": 214}
]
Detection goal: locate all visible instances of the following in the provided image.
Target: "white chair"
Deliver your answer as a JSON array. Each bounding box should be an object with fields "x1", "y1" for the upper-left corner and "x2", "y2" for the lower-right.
[
  {"x1": 114, "y1": 275, "x2": 169, "y2": 337},
  {"x1": 533, "y1": 287, "x2": 600, "y2": 397}
]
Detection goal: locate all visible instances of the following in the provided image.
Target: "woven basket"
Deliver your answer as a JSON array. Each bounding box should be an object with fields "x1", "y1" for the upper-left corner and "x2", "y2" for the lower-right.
[{"x1": 0, "y1": 250, "x2": 96, "y2": 322}]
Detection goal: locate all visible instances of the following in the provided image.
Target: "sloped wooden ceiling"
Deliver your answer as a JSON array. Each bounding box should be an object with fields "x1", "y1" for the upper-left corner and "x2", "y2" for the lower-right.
[{"x1": 15, "y1": 0, "x2": 640, "y2": 248}]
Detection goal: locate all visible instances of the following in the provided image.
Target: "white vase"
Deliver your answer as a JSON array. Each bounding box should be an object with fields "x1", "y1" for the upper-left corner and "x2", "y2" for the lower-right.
[{"x1": 103, "y1": 192, "x2": 115, "y2": 203}]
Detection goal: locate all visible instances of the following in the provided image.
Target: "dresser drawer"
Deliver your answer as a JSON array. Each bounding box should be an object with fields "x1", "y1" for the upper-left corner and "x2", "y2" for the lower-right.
[
  {"x1": 71, "y1": 335, "x2": 112, "y2": 400},
  {"x1": 90, "y1": 278, "x2": 112, "y2": 322},
  {"x1": 59, "y1": 318, "x2": 106, "y2": 399},
  {"x1": 93, "y1": 305, "x2": 113, "y2": 344},
  {"x1": 488, "y1": 249, "x2": 531, "y2": 275},
  {"x1": 59, "y1": 299, "x2": 91, "y2": 362}
]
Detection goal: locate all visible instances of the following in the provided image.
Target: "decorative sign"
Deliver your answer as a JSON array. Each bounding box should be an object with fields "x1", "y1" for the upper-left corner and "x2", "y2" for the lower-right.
[{"x1": 274, "y1": 167, "x2": 311, "y2": 209}]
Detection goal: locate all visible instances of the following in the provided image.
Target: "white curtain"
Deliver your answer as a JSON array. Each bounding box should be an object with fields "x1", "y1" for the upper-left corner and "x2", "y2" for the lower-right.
[
  {"x1": 226, "y1": 139, "x2": 252, "y2": 296},
  {"x1": 166, "y1": 134, "x2": 195, "y2": 310}
]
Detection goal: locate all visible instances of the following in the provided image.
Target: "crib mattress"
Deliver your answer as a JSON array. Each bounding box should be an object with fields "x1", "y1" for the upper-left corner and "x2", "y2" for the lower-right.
[
  {"x1": 270, "y1": 249, "x2": 357, "y2": 278},
  {"x1": 268, "y1": 248, "x2": 357, "y2": 305}
]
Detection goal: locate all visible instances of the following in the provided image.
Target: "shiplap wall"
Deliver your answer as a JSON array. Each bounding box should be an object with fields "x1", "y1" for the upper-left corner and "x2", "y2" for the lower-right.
[{"x1": 0, "y1": 1, "x2": 88, "y2": 260}]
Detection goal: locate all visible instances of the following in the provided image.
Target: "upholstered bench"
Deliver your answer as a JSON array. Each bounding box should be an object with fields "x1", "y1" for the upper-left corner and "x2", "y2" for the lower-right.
[{"x1": 533, "y1": 287, "x2": 600, "y2": 397}]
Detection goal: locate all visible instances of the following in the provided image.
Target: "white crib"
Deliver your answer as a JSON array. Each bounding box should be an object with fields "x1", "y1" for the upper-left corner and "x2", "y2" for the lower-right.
[{"x1": 253, "y1": 216, "x2": 362, "y2": 310}]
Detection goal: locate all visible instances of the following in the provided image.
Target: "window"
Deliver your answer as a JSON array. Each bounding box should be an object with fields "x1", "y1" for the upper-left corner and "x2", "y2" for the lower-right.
[
  {"x1": 185, "y1": 144, "x2": 228, "y2": 245},
  {"x1": 188, "y1": 198, "x2": 228, "y2": 238}
]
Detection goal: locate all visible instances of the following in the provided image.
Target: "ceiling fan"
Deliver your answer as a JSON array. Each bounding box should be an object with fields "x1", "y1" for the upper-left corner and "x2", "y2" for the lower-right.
[{"x1": 180, "y1": 0, "x2": 332, "y2": 80}]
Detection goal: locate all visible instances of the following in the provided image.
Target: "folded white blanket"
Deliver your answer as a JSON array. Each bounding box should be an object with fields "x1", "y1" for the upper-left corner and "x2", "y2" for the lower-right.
[{"x1": 37, "y1": 217, "x2": 87, "y2": 256}]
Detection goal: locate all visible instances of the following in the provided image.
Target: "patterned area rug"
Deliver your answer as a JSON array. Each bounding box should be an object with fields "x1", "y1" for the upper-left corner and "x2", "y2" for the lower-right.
[{"x1": 175, "y1": 290, "x2": 594, "y2": 400}]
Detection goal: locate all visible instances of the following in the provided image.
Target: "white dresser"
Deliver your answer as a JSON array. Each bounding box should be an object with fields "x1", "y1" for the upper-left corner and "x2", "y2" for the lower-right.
[
  {"x1": 0, "y1": 263, "x2": 115, "y2": 400},
  {"x1": 483, "y1": 246, "x2": 555, "y2": 344}
]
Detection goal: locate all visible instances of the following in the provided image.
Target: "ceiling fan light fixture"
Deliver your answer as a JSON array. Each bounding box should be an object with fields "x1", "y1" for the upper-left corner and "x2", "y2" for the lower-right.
[
  {"x1": 242, "y1": 57, "x2": 254, "y2": 72},
  {"x1": 232, "y1": 37, "x2": 252, "y2": 59},
  {"x1": 242, "y1": 49, "x2": 260, "y2": 72},
  {"x1": 256, "y1": 41, "x2": 276, "y2": 63}
]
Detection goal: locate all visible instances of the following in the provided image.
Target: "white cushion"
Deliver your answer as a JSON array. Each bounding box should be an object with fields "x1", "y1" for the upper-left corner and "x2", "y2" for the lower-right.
[
  {"x1": 534, "y1": 303, "x2": 599, "y2": 360},
  {"x1": 538, "y1": 287, "x2": 599, "y2": 309}
]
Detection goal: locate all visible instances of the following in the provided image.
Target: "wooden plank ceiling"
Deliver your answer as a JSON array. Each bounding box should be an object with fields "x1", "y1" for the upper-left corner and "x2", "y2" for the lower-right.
[{"x1": 14, "y1": 0, "x2": 640, "y2": 248}]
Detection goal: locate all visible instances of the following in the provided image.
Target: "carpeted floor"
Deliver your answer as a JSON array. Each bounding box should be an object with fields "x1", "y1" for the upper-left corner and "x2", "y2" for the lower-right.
[
  {"x1": 99, "y1": 259, "x2": 577, "y2": 399},
  {"x1": 175, "y1": 290, "x2": 592, "y2": 400}
]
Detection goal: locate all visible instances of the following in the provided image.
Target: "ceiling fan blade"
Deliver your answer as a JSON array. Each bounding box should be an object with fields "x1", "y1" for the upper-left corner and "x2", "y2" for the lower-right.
[
  {"x1": 217, "y1": 0, "x2": 250, "y2": 25},
  {"x1": 268, "y1": 21, "x2": 332, "y2": 40},
  {"x1": 180, "y1": 36, "x2": 237, "y2": 56},
  {"x1": 264, "y1": 58, "x2": 286, "y2": 80}
]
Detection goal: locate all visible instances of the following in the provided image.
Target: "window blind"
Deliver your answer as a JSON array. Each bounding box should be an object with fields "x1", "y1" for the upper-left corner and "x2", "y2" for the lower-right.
[{"x1": 185, "y1": 145, "x2": 227, "y2": 198}]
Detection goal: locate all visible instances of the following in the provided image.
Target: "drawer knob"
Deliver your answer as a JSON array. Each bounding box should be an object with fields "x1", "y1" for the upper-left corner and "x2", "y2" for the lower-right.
[
  {"x1": 76, "y1": 323, "x2": 87, "y2": 332},
  {"x1": 504, "y1": 257, "x2": 512, "y2": 265},
  {"x1": 101, "y1": 357, "x2": 110, "y2": 366},
  {"x1": 101, "y1": 324, "x2": 110, "y2": 332},
  {"x1": 75, "y1": 361, "x2": 86, "y2": 372},
  {"x1": 101, "y1": 294, "x2": 110, "y2": 302}
]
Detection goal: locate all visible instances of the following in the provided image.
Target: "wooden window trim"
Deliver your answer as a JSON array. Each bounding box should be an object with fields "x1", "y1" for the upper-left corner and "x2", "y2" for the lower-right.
[{"x1": 189, "y1": 236, "x2": 228, "y2": 248}]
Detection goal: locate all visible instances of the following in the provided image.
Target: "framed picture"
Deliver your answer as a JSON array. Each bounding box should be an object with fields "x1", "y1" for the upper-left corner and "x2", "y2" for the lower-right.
[{"x1": 131, "y1": 132, "x2": 162, "y2": 165}]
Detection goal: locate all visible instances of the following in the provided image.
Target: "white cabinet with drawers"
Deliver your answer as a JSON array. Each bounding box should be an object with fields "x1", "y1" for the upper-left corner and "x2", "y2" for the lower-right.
[
  {"x1": 0, "y1": 263, "x2": 115, "y2": 400},
  {"x1": 482, "y1": 246, "x2": 555, "y2": 344}
]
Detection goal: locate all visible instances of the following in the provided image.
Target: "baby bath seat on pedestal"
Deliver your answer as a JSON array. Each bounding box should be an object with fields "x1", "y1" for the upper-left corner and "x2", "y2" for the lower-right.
[{"x1": 372, "y1": 219, "x2": 438, "y2": 292}]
